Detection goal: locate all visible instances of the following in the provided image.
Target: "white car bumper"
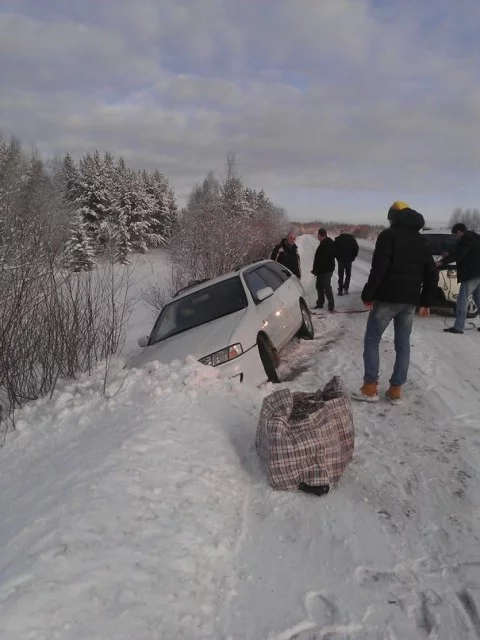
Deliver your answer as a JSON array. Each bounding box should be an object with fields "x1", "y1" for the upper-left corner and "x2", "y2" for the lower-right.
[{"x1": 214, "y1": 344, "x2": 266, "y2": 386}]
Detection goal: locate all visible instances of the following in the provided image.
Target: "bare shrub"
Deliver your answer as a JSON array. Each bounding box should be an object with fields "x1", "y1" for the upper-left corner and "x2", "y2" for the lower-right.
[
  {"x1": 0, "y1": 258, "x2": 133, "y2": 426},
  {"x1": 0, "y1": 135, "x2": 133, "y2": 442},
  {"x1": 140, "y1": 263, "x2": 187, "y2": 315},
  {"x1": 168, "y1": 158, "x2": 287, "y2": 285}
]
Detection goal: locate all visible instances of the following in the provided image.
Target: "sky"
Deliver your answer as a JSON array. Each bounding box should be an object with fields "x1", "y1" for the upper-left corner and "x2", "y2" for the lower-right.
[{"x1": 1, "y1": 0, "x2": 480, "y2": 224}]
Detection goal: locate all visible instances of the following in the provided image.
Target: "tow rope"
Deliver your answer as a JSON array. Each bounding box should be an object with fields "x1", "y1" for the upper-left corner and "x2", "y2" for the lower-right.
[{"x1": 311, "y1": 308, "x2": 369, "y2": 315}]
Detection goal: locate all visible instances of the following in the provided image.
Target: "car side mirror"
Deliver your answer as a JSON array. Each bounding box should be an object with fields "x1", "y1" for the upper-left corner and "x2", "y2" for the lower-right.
[
  {"x1": 257, "y1": 286, "x2": 274, "y2": 302},
  {"x1": 138, "y1": 335, "x2": 149, "y2": 348}
]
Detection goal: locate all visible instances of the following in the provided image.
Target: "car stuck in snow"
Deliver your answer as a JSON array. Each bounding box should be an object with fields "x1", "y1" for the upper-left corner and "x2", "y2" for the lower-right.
[{"x1": 127, "y1": 259, "x2": 314, "y2": 385}]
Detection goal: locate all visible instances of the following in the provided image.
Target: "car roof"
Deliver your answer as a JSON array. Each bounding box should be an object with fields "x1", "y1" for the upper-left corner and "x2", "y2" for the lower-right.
[
  {"x1": 171, "y1": 259, "x2": 275, "y2": 301},
  {"x1": 421, "y1": 228, "x2": 452, "y2": 235}
]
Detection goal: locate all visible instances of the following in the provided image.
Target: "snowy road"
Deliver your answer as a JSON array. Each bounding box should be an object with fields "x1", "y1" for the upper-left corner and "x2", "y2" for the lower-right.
[
  {"x1": 225, "y1": 236, "x2": 480, "y2": 639},
  {"x1": 1, "y1": 236, "x2": 480, "y2": 639}
]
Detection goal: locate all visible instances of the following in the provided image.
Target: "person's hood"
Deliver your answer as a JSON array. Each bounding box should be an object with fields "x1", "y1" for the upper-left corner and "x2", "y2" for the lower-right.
[{"x1": 388, "y1": 207, "x2": 425, "y2": 231}]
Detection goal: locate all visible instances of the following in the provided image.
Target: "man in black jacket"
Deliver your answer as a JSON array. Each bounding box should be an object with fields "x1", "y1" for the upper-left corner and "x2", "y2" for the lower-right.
[
  {"x1": 439, "y1": 223, "x2": 480, "y2": 334},
  {"x1": 353, "y1": 201, "x2": 438, "y2": 404},
  {"x1": 271, "y1": 231, "x2": 301, "y2": 278},
  {"x1": 334, "y1": 230, "x2": 359, "y2": 295},
  {"x1": 311, "y1": 228, "x2": 335, "y2": 312}
]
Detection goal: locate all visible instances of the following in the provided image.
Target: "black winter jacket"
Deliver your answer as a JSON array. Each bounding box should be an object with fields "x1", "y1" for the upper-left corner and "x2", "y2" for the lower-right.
[
  {"x1": 334, "y1": 233, "x2": 359, "y2": 263},
  {"x1": 362, "y1": 208, "x2": 439, "y2": 306},
  {"x1": 441, "y1": 230, "x2": 480, "y2": 283},
  {"x1": 271, "y1": 238, "x2": 301, "y2": 278},
  {"x1": 312, "y1": 237, "x2": 336, "y2": 275}
]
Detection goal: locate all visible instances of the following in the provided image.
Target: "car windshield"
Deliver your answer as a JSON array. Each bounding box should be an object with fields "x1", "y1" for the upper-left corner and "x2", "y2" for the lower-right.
[
  {"x1": 148, "y1": 276, "x2": 248, "y2": 345},
  {"x1": 422, "y1": 233, "x2": 458, "y2": 256}
]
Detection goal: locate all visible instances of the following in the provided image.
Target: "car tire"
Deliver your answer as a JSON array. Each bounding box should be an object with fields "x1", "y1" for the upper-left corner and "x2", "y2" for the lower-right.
[
  {"x1": 297, "y1": 300, "x2": 315, "y2": 340},
  {"x1": 257, "y1": 334, "x2": 279, "y2": 383},
  {"x1": 453, "y1": 298, "x2": 479, "y2": 319}
]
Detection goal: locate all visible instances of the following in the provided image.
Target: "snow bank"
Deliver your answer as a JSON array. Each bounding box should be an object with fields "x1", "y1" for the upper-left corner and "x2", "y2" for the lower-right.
[
  {"x1": 0, "y1": 357, "x2": 267, "y2": 640},
  {"x1": 3, "y1": 236, "x2": 480, "y2": 639}
]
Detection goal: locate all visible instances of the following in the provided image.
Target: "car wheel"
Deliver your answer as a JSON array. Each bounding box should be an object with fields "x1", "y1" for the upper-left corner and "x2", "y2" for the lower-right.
[
  {"x1": 257, "y1": 334, "x2": 279, "y2": 383},
  {"x1": 453, "y1": 298, "x2": 479, "y2": 319},
  {"x1": 297, "y1": 300, "x2": 315, "y2": 340}
]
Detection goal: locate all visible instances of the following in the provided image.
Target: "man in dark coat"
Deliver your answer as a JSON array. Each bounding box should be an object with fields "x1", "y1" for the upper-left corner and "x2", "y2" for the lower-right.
[
  {"x1": 334, "y1": 230, "x2": 359, "y2": 295},
  {"x1": 353, "y1": 201, "x2": 438, "y2": 404},
  {"x1": 271, "y1": 231, "x2": 301, "y2": 278},
  {"x1": 311, "y1": 228, "x2": 335, "y2": 312},
  {"x1": 438, "y1": 223, "x2": 480, "y2": 334}
]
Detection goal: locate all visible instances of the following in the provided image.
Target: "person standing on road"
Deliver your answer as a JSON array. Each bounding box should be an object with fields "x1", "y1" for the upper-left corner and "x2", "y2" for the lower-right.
[
  {"x1": 311, "y1": 228, "x2": 335, "y2": 312},
  {"x1": 334, "y1": 230, "x2": 359, "y2": 295},
  {"x1": 438, "y1": 223, "x2": 480, "y2": 334},
  {"x1": 353, "y1": 201, "x2": 438, "y2": 404},
  {"x1": 270, "y1": 230, "x2": 301, "y2": 279}
]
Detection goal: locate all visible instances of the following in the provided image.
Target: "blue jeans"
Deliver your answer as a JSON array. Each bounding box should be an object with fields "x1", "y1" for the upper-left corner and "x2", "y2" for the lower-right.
[
  {"x1": 454, "y1": 277, "x2": 480, "y2": 330},
  {"x1": 364, "y1": 302, "x2": 416, "y2": 387}
]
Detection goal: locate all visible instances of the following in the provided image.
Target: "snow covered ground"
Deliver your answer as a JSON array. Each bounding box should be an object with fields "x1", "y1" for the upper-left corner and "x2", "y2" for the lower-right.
[
  {"x1": 1, "y1": 237, "x2": 480, "y2": 640},
  {"x1": 117, "y1": 250, "x2": 172, "y2": 358}
]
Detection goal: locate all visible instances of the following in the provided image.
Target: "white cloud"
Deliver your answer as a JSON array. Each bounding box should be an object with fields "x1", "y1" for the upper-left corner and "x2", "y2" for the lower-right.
[{"x1": 1, "y1": 0, "x2": 480, "y2": 216}]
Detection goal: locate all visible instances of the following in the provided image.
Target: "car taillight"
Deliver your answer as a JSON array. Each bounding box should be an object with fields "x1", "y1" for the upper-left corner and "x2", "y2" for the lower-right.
[{"x1": 199, "y1": 343, "x2": 243, "y2": 367}]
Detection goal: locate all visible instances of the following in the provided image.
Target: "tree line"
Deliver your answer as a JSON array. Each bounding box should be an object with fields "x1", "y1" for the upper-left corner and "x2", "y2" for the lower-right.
[
  {"x1": 0, "y1": 135, "x2": 287, "y2": 438},
  {"x1": 169, "y1": 155, "x2": 287, "y2": 287},
  {"x1": 59, "y1": 150, "x2": 178, "y2": 269},
  {"x1": 449, "y1": 208, "x2": 480, "y2": 231}
]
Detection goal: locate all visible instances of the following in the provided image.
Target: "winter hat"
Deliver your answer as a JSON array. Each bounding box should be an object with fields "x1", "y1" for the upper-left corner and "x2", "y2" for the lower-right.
[
  {"x1": 387, "y1": 200, "x2": 409, "y2": 221},
  {"x1": 387, "y1": 201, "x2": 425, "y2": 231}
]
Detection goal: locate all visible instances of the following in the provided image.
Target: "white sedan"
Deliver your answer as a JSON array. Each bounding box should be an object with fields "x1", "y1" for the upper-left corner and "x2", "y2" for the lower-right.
[{"x1": 128, "y1": 259, "x2": 314, "y2": 385}]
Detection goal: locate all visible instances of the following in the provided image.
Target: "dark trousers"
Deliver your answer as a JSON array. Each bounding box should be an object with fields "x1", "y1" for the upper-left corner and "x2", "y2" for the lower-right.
[
  {"x1": 337, "y1": 260, "x2": 352, "y2": 292},
  {"x1": 316, "y1": 271, "x2": 334, "y2": 310}
]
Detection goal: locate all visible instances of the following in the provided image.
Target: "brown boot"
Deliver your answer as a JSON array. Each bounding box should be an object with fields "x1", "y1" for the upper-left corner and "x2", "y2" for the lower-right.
[
  {"x1": 352, "y1": 382, "x2": 379, "y2": 402},
  {"x1": 386, "y1": 385, "x2": 402, "y2": 404}
]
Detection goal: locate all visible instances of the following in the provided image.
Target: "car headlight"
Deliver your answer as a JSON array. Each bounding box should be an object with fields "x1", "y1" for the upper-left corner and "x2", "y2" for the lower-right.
[{"x1": 199, "y1": 343, "x2": 243, "y2": 367}]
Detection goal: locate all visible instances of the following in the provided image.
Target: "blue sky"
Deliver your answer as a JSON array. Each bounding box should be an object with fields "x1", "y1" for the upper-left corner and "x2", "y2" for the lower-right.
[{"x1": 1, "y1": 0, "x2": 480, "y2": 224}]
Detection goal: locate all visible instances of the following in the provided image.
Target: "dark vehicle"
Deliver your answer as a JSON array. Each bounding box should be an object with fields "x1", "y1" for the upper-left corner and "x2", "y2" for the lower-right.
[{"x1": 421, "y1": 230, "x2": 478, "y2": 318}]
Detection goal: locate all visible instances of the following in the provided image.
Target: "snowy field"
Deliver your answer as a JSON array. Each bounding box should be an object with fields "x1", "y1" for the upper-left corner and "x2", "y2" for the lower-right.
[{"x1": 1, "y1": 236, "x2": 480, "y2": 639}]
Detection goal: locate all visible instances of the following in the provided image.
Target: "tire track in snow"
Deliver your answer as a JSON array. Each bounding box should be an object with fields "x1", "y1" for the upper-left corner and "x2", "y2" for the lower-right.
[{"x1": 223, "y1": 237, "x2": 480, "y2": 639}]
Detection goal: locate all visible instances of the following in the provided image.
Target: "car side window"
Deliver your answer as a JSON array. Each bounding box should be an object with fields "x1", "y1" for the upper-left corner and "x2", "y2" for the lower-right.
[
  {"x1": 256, "y1": 265, "x2": 283, "y2": 291},
  {"x1": 244, "y1": 270, "x2": 270, "y2": 301},
  {"x1": 265, "y1": 261, "x2": 291, "y2": 282}
]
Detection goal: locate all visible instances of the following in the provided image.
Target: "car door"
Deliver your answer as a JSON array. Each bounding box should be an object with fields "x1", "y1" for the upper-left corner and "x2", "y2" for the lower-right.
[
  {"x1": 243, "y1": 267, "x2": 284, "y2": 349},
  {"x1": 265, "y1": 262, "x2": 303, "y2": 338}
]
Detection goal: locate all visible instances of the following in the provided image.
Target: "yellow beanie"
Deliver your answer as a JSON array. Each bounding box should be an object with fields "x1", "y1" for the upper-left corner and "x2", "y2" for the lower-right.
[{"x1": 390, "y1": 200, "x2": 409, "y2": 211}]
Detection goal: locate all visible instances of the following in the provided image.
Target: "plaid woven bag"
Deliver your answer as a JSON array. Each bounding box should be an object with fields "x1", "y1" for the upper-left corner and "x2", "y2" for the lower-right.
[{"x1": 256, "y1": 376, "x2": 354, "y2": 491}]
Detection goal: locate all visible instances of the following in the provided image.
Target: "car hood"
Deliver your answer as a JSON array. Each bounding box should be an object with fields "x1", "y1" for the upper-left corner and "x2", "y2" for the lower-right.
[{"x1": 127, "y1": 308, "x2": 247, "y2": 369}]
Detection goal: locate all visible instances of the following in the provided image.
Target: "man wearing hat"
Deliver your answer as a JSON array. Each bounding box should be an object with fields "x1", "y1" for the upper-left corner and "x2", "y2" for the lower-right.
[
  {"x1": 353, "y1": 201, "x2": 438, "y2": 403},
  {"x1": 438, "y1": 222, "x2": 480, "y2": 334}
]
